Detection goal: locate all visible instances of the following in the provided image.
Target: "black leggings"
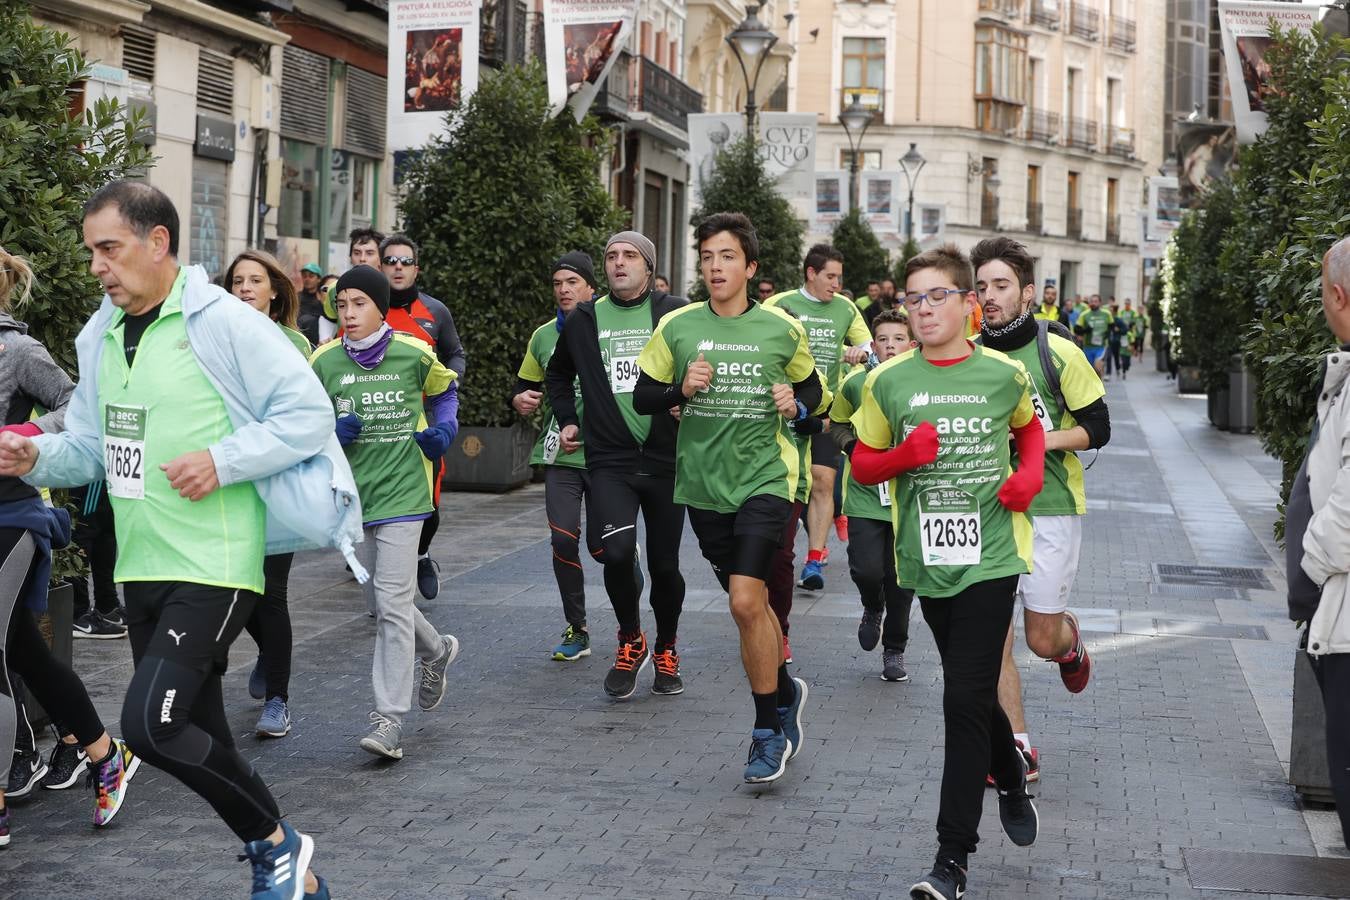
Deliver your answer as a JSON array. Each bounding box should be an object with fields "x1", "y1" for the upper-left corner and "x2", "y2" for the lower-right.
[
  {"x1": 584, "y1": 469, "x2": 686, "y2": 646},
  {"x1": 243, "y1": 554, "x2": 294, "y2": 701},
  {"x1": 69, "y1": 482, "x2": 118, "y2": 617},
  {"x1": 0, "y1": 529, "x2": 105, "y2": 783},
  {"x1": 919, "y1": 574, "x2": 1024, "y2": 866},
  {"x1": 120, "y1": 581, "x2": 280, "y2": 843},
  {"x1": 847, "y1": 517, "x2": 913, "y2": 652}
]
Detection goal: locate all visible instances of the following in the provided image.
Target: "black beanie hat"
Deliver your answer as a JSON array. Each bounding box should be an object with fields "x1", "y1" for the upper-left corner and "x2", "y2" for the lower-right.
[
  {"x1": 552, "y1": 250, "x2": 598, "y2": 290},
  {"x1": 334, "y1": 265, "x2": 390, "y2": 318}
]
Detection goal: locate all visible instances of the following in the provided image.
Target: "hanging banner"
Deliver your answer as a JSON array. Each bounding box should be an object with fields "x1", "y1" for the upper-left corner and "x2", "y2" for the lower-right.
[
  {"x1": 1148, "y1": 176, "x2": 1183, "y2": 243},
  {"x1": 812, "y1": 171, "x2": 847, "y2": 233},
  {"x1": 1175, "y1": 122, "x2": 1238, "y2": 207},
  {"x1": 1216, "y1": 0, "x2": 1318, "y2": 143},
  {"x1": 387, "y1": 0, "x2": 481, "y2": 152},
  {"x1": 689, "y1": 112, "x2": 817, "y2": 204},
  {"x1": 916, "y1": 203, "x2": 946, "y2": 244},
  {"x1": 544, "y1": 0, "x2": 638, "y2": 121},
  {"x1": 859, "y1": 171, "x2": 901, "y2": 234}
]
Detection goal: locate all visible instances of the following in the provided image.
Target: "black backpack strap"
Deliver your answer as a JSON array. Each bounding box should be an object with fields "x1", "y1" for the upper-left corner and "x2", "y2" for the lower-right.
[{"x1": 1037, "y1": 319, "x2": 1069, "y2": 417}]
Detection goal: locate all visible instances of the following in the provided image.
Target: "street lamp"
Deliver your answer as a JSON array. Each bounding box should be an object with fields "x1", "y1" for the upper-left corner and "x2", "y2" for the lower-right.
[
  {"x1": 838, "y1": 92, "x2": 873, "y2": 214},
  {"x1": 725, "y1": 3, "x2": 779, "y2": 132},
  {"x1": 899, "y1": 142, "x2": 927, "y2": 246}
]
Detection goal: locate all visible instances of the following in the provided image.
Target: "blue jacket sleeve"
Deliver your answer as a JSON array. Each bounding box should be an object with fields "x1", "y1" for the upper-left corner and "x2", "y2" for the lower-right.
[{"x1": 28, "y1": 307, "x2": 113, "y2": 488}]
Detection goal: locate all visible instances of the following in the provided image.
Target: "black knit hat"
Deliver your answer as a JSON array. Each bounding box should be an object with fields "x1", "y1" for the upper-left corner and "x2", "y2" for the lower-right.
[
  {"x1": 552, "y1": 250, "x2": 598, "y2": 290},
  {"x1": 334, "y1": 265, "x2": 390, "y2": 318}
]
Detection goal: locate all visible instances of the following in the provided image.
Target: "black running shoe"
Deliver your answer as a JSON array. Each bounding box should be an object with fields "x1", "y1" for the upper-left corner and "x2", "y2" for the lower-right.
[
  {"x1": 603, "y1": 632, "x2": 650, "y2": 699},
  {"x1": 72, "y1": 610, "x2": 125, "y2": 640},
  {"x1": 5, "y1": 749, "x2": 46, "y2": 799},
  {"x1": 911, "y1": 858, "x2": 966, "y2": 899},
  {"x1": 651, "y1": 646, "x2": 684, "y2": 695},
  {"x1": 858, "y1": 609, "x2": 883, "y2": 651},
  {"x1": 40, "y1": 741, "x2": 87, "y2": 790},
  {"x1": 416, "y1": 556, "x2": 440, "y2": 599},
  {"x1": 103, "y1": 607, "x2": 126, "y2": 628},
  {"x1": 997, "y1": 749, "x2": 1039, "y2": 847}
]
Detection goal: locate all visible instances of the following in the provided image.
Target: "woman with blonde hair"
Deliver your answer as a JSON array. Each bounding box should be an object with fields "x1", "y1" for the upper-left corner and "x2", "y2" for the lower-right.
[
  {"x1": 225, "y1": 248, "x2": 311, "y2": 740},
  {"x1": 0, "y1": 247, "x2": 141, "y2": 847}
]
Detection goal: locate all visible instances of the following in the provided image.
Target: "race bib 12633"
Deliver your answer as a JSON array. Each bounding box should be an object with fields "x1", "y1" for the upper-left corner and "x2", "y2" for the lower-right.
[{"x1": 917, "y1": 486, "x2": 981, "y2": 566}]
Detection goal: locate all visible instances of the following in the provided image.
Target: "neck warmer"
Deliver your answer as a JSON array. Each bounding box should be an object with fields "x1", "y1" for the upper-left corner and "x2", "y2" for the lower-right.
[
  {"x1": 389, "y1": 284, "x2": 419, "y2": 310},
  {"x1": 612, "y1": 286, "x2": 652, "y2": 309},
  {"x1": 344, "y1": 323, "x2": 393, "y2": 369},
  {"x1": 981, "y1": 309, "x2": 1036, "y2": 352}
]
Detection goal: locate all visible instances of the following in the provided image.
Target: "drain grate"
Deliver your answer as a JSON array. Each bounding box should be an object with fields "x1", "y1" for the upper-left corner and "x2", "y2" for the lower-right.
[
  {"x1": 1149, "y1": 582, "x2": 1240, "y2": 600},
  {"x1": 1154, "y1": 564, "x2": 1272, "y2": 590},
  {"x1": 1153, "y1": 619, "x2": 1269, "y2": 641},
  {"x1": 1183, "y1": 848, "x2": 1350, "y2": 895}
]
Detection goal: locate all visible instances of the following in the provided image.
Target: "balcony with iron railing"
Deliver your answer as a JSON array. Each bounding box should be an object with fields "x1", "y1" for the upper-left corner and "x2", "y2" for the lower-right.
[
  {"x1": 981, "y1": 195, "x2": 1000, "y2": 230},
  {"x1": 1026, "y1": 202, "x2": 1044, "y2": 235},
  {"x1": 1029, "y1": 0, "x2": 1061, "y2": 29},
  {"x1": 1108, "y1": 15, "x2": 1136, "y2": 51},
  {"x1": 978, "y1": 0, "x2": 1024, "y2": 18},
  {"x1": 1106, "y1": 213, "x2": 1122, "y2": 243},
  {"x1": 1067, "y1": 207, "x2": 1083, "y2": 239},
  {"x1": 636, "y1": 55, "x2": 703, "y2": 131},
  {"x1": 593, "y1": 50, "x2": 634, "y2": 120},
  {"x1": 1068, "y1": 1, "x2": 1099, "y2": 40},
  {"x1": 1106, "y1": 125, "x2": 1135, "y2": 159},
  {"x1": 1065, "y1": 117, "x2": 1098, "y2": 151},
  {"x1": 1023, "y1": 108, "x2": 1060, "y2": 142}
]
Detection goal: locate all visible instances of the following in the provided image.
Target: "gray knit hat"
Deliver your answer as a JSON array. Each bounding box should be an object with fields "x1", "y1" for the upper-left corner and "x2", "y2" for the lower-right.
[{"x1": 605, "y1": 230, "x2": 656, "y2": 275}]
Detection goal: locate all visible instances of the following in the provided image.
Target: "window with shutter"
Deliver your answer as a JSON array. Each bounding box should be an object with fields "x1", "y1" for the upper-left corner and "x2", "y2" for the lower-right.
[
  {"x1": 280, "y1": 45, "x2": 330, "y2": 144},
  {"x1": 197, "y1": 49, "x2": 235, "y2": 117},
  {"x1": 342, "y1": 67, "x2": 387, "y2": 158}
]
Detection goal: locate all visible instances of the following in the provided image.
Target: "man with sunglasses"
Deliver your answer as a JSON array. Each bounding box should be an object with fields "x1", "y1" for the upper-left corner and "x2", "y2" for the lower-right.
[
  {"x1": 379, "y1": 234, "x2": 467, "y2": 600},
  {"x1": 756, "y1": 277, "x2": 776, "y2": 300}
]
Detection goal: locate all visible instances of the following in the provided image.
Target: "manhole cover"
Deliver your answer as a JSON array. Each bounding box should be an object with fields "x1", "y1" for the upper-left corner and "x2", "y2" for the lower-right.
[
  {"x1": 1154, "y1": 564, "x2": 1272, "y2": 589},
  {"x1": 1183, "y1": 848, "x2": 1350, "y2": 895}
]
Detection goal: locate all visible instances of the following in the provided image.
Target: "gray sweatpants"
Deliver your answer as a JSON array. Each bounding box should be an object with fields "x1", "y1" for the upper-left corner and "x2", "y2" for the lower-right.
[{"x1": 358, "y1": 520, "x2": 442, "y2": 724}]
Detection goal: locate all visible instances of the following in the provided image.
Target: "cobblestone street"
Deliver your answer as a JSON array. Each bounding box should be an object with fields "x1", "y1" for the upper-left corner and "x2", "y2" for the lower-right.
[{"x1": 2, "y1": 367, "x2": 1343, "y2": 900}]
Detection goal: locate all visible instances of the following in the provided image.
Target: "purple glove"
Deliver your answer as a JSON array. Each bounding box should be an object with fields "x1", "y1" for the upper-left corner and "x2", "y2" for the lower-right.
[
  {"x1": 335, "y1": 413, "x2": 362, "y2": 447},
  {"x1": 413, "y1": 424, "x2": 454, "y2": 460}
]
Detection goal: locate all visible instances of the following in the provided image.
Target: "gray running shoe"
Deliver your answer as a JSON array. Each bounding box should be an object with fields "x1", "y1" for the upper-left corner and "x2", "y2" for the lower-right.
[
  {"x1": 882, "y1": 650, "x2": 909, "y2": 682},
  {"x1": 418, "y1": 634, "x2": 460, "y2": 711},
  {"x1": 359, "y1": 712, "x2": 403, "y2": 760}
]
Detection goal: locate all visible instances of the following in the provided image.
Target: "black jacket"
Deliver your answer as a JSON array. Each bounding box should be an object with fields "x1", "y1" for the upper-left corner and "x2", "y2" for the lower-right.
[{"x1": 545, "y1": 290, "x2": 686, "y2": 476}]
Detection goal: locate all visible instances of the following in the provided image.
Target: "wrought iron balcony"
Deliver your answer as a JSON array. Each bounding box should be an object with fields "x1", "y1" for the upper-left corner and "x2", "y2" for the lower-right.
[
  {"x1": 977, "y1": 0, "x2": 1024, "y2": 17},
  {"x1": 981, "y1": 195, "x2": 1000, "y2": 230},
  {"x1": 1029, "y1": 0, "x2": 1060, "y2": 29},
  {"x1": 1067, "y1": 207, "x2": 1083, "y2": 239},
  {"x1": 635, "y1": 55, "x2": 703, "y2": 131},
  {"x1": 1026, "y1": 202, "x2": 1044, "y2": 235},
  {"x1": 1109, "y1": 15, "x2": 1136, "y2": 51},
  {"x1": 1106, "y1": 213, "x2": 1121, "y2": 243},
  {"x1": 593, "y1": 50, "x2": 634, "y2": 120},
  {"x1": 1065, "y1": 117, "x2": 1098, "y2": 151},
  {"x1": 1107, "y1": 125, "x2": 1135, "y2": 159},
  {"x1": 1068, "y1": 1, "x2": 1099, "y2": 40},
  {"x1": 1024, "y1": 108, "x2": 1060, "y2": 142}
]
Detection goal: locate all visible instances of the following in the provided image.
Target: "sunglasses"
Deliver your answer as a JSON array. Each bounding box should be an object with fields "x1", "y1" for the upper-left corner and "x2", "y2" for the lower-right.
[{"x1": 382, "y1": 255, "x2": 416, "y2": 267}]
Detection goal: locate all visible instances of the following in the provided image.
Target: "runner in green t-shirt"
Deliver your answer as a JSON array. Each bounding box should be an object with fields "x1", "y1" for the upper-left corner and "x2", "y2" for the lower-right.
[
  {"x1": 311, "y1": 266, "x2": 460, "y2": 763},
  {"x1": 1075, "y1": 295, "x2": 1113, "y2": 377},
  {"x1": 634, "y1": 212, "x2": 826, "y2": 786},
  {"x1": 763, "y1": 246, "x2": 873, "y2": 597},
  {"x1": 511, "y1": 252, "x2": 596, "y2": 661},
  {"x1": 849, "y1": 243, "x2": 1043, "y2": 900},
  {"x1": 828, "y1": 308, "x2": 917, "y2": 683},
  {"x1": 972, "y1": 237, "x2": 1108, "y2": 788}
]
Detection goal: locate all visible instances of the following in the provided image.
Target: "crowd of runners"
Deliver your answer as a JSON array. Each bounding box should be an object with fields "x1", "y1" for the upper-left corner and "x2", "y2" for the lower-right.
[{"x1": 0, "y1": 180, "x2": 1115, "y2": 900}]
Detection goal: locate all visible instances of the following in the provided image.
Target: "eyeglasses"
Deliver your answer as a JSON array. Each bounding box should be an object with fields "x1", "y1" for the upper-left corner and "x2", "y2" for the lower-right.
[
  {"x1": 382, "y1": 255, "x2": 416, "y2": 267},
  {"x1": 902, "y1": 288, "x2": 967, "y2": 310},
  {"x1": 757, "y1": 286, "x2": 775, "y2": 296}
]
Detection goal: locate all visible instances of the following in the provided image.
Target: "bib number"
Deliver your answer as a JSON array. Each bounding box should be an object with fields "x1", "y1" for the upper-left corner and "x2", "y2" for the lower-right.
[
  {"x1": 103, "y1": 404, "x2": 147, "y2": 500},
  {"x1": 1029, "y1": 387, "x2": 1055, "y2": 433},
  {"x1": 542, "y1": 424, "x2": 562, "y2": 465},
  {"x1": 917, "y1": 488, "x2": 981, "y2": 566},
  {"x1": 878, "y1": 479, "x2": 892, "y2": 508},
  {"x1": 610, "y1": 356, "x2": 640, "y2": 394}
]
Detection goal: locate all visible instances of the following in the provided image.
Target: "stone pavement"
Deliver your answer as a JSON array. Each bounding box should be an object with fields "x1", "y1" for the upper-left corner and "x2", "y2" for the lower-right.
[{"x1": 2, "y1": 366, "x2": 1346, "y2": 900}]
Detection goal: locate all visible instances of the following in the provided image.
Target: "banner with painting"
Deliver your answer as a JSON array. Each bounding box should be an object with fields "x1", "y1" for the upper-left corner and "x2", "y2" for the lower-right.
[
  {"x1": 543, "y1": 0, "x2": 638, "y2": 121},
  {"x1": 859, "y1": 172, "x2": 901, "y2": 234},
  {"x1": 812, "y1": 171, "x2": 847, "y2": 233},
  {"x1": 387, "y1": 0, "x2": 481, "y2": 152},
  {"x1": 1216, "y1": 0, "x2": 1318, "y2": 143},
  {"x1": 688, "y1": 113, "x2": 818, "y2": 204},
  {"x1": 1147, "y1": 176, "x2": 1182, "y2": 250},
  {"x1": 1175, "y1": 122, "x2": 1237, "y2": 207}
]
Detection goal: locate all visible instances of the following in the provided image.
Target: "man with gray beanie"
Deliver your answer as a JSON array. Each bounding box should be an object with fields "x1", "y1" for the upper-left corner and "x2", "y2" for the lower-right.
[
  {"x1": 546, "y1": 231, "x2": 689, "y2": 701},
  {"x1": 511, "y1": 252, "x2": 597, "y2": 661}
]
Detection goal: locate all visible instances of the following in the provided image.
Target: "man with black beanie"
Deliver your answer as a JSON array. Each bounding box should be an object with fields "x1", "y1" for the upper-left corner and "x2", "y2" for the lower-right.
[
  {"x1": 379, "y1": 234, "x2": 467, "y2": 602},
  {"x1": 512, "y1": 252, "x2": 598, "y2": 661},
  {"x1": 545, "y1": 231, "x2": 689, "y2": 700}
]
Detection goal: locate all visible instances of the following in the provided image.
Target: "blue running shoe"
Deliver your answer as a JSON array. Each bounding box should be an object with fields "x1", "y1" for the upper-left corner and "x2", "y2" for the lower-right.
[
  {"x1": 256, "y1": 697, "x2": 291, "y2": 739},
  {"x1": 248, "y1": 657, "x2": 266, "y2": 701},
  {"x1": 777, "y1": 676, "x2": 809, "y2": 761},
  {"x1": 797, "y1": 560, "x2": 824, "y2": 591},
  {"x1": 744, "y1": 729, "x2": 791, "y2": 784},
  {"x1": 304, "y1": 876, "x2": 330, "y2": 899},
  {"x1": 552, "y1": 625, "x2": 591, "y2": 661},
  {"x1": 240, "y1": 820, "x2": 314, "y2": 900}
]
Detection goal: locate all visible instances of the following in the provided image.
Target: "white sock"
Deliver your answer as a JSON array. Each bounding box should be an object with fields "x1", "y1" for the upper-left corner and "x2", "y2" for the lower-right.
[{"x1": 1014, "y1": 732, "x2": 1031, "y2": 750}]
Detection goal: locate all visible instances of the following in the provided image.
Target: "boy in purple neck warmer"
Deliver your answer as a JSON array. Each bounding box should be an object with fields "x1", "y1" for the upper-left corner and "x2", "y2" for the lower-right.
[{"x1": 309, "y1": 265, "x2": 461, "y2": 760}]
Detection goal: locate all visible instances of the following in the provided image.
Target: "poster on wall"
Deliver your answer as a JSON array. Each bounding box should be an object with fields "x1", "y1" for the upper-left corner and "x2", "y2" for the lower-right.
[
  {"x1": 812, "y1": 171, "x2": 846, "y2": 233},
  {"x1": 543, "y1": 0, "x2": 638, "y2": 121},
  {"x1": 1216, "y1": 0, "x2": 1318, "y2": 142},
  {"x1": 1147, "y1": 176, "x2": 1182, "y2": 244},
  {"x1": 859, "y1": 171, "x2": 901, "y2": 233},
  {"x1": 917, "y1": 203, "x2": 946, "y2": 244},
  {"x1": 1175, "y1": 122, "x2": 1238, "y2": 207},
  {"x1": 387, "y1": 0, "x2": 481, "y2": 152},
  {"x1": 688, "y1": 113, "x2": 818, "y2": 204}
]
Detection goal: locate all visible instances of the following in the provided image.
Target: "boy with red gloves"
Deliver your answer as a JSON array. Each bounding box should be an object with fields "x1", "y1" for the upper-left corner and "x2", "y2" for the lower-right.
[{"x1": 848, "y1": 244, "x2": 1044, "y2": 900}]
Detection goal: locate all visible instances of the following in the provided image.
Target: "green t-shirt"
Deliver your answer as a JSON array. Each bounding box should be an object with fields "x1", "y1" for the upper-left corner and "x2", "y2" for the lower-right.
[
  {"x1": 310, "y1": 332, "x2": 456, "y2": 524},
  {"x1": 763, "y1": 289, "x2": 872, "y2": 394},
  {"x1": 594, "y1": 295, "x2": 652, "y2": 446},
  {"x1": 98, "y1": 269, "x2": 267, "y2": 593},
  {"x1": 518, "y1": 319, "x2": 586, "y2": 469},
  {"x1": 852, "y1": 344, "x2": 1036, "y2": 599},
  {"x1": 280, "y1": 323, "x2": 312, "y2": 358},
  {"x1": 636, "y1": 301, "x2": 822, "y2": 513},
  {"x1": 830, "y1": 366, "x2": 893, "y2": 523},
  {"x1": 1000, "y1": 333, "x2": 1105, "y2": 516},
  {"x1": 1080, "y1": 308, "x2": 1113, "y2": 348}
]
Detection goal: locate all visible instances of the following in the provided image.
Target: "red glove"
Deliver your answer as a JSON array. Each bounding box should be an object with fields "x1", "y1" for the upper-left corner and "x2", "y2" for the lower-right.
[
  {"x1": 0, "y1": 422, "x2": 42, "y2": 438},
  {"x1": 851, "y1": 421, "x2": 940, "y2": 484},
  {"x1": 997, "y1": 417, "x2": 1046, "y2": 511}
]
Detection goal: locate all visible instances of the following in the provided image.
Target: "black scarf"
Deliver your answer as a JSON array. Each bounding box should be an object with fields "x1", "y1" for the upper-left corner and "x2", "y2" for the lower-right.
[
  {"x1": 980, "y1": 309, "x2": 1036, "y2": 352},
  {"x1": 390, "y1": 284, "x2": 419, "y2": 309}
]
